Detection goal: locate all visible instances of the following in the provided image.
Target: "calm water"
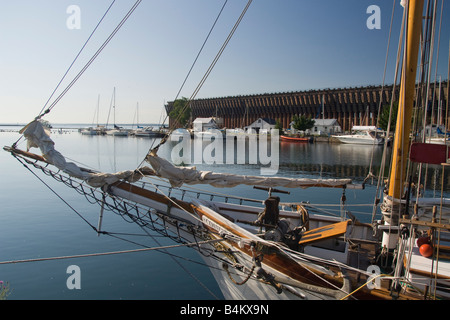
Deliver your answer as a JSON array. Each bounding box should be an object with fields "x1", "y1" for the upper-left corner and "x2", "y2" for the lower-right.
[{"x1": 0, "y1": 124, "x2": 442, "y2": 300}]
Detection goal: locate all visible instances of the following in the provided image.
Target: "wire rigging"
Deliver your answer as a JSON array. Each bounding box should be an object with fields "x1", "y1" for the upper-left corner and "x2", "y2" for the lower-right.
[
  {"x1": 173, "y1": 0, "x2": 229, "y2": 105},
  {"x1": 148, "y1": 0, "x2": 230, "y2": 155},
  {"x1": 38, "y1": 0, "x2": 143, "y2": 120},
  {"x1": 37, "y1": 0, "x2": 117, "y2": 119},
  {"x1": 151, "y1": 0, "x2": 253, "y2": 154}
]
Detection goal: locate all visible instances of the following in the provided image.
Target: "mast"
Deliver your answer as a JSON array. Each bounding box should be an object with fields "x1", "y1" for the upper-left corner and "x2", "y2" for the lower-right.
[{"x1": 388, "y1": 0, "x2": 424, "y2": 199}]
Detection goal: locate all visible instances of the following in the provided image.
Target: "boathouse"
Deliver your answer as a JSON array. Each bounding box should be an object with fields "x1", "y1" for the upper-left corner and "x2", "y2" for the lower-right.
[
  {"x1": 193, "y1": 117, "x2": 218, "y2": 131},
  {"x1": 311, "y1": 119, "x2": 342, "y2": 135},
  {"x1": 244, "y1": 118, "x2": 276, "y2": 133}
]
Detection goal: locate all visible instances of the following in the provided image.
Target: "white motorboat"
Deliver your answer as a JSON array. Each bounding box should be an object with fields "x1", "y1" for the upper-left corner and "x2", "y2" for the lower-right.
[{"x1": 332, "y1": 126, "x2": 384, "y2": 145}]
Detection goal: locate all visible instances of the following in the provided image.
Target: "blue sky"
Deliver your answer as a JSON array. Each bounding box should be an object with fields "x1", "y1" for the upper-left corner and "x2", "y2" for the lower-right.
[{"x1": 1, "y1": 0, "x2": 449, "y2": 125}]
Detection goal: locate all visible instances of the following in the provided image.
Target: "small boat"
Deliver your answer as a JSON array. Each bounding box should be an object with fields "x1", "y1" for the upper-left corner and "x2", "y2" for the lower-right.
[
  {"x1": 133, "y1": 126, "x2": 160, "y2": 137},
  {"x1": 80, "y1": 95, "x2": 103, "y2": 135},
  {"x1": 280, "y1": 135, "x2": 312, "y2": 143},
  {"x1": 105, "y1": 125, "x2": 129, "y2": 136},
  {"x1": 421, "y1": 125, "x2": 450, "y2": 145},
  {"x1": 80, "y1": 127, "x2": 100, "y2": 135},
  {"x1": 332, "y1": 126, "x2": 384, "y2": 145}
]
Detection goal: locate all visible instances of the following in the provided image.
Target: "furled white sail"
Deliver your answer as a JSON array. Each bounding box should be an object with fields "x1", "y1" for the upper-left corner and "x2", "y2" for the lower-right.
[
  {"x1": 145, "y1": 150, "x2": 353, "y2": 189},
  {"x1": 20, "y1": 120, "x2": 144, "y2": 188},
  {"x1": 21, "y1": 120, "x2": 354, "y2": 190}
]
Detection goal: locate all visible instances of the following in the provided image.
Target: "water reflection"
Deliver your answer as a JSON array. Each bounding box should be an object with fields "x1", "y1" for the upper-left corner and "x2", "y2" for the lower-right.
[
  {"x1": 5, "y1": 125, "x2": 449, "y2": 194},
  {"x1": 279, "y1": 142, "x2": 388, "y2": 182}
]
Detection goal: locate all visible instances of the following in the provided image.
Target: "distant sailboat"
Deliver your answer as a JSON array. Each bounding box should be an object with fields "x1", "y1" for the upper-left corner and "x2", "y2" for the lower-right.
[
  {"x1": 131, "y1": 102, "x2": 161, "y2": 138},
  {"x1": 80, "y1": 94, "x2": 104, "y2": 135},
  {"x1": 105, "y1": 87, "x2": 128, "y2": 136}
]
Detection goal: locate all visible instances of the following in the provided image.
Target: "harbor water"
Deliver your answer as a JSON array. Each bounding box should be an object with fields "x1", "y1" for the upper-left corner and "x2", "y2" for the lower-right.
[{"x1": 0, "y1": 124, "x2": 444, "y2": 300}]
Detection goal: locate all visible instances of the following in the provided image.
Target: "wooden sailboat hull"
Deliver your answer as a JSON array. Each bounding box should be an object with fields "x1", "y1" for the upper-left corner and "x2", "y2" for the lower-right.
[{"x1": 108, "y1": 181, "x2": 402, "y2": 300}]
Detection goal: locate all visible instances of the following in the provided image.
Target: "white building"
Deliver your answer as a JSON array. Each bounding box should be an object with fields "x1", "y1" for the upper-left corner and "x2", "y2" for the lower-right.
[
  {"x1": 312, "y1": 119, "x2": 341, "y2": 135},
  {"x1": 193, "y1": 117, "x2": 218, "y2": 131},
  {"x1": 244, "y1": 118, "x2": 276, "y2": 133},
  {"x1": 290, "y1": 119, "x2": 342, "y2": 135}
]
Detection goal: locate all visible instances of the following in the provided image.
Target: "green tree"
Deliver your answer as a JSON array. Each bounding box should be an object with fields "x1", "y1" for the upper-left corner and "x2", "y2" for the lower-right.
[
  {"x1": 274, "y1": 120, "x2": 284, "y2": 135},
  {"x1": 291, "y1": 115, "x2": 315, "y2": 131},
  {"x1": 169, "y1": 97, "x2": 191, "y2": 127},
  {"x1": 378, "y1": 102, "x2": 398, "y2": 131}
]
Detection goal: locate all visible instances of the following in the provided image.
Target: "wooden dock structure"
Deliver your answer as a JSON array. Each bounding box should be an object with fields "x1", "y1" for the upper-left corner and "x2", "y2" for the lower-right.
[{"x1": 166, "y1": 82, "x2": 449, "y2": 132}]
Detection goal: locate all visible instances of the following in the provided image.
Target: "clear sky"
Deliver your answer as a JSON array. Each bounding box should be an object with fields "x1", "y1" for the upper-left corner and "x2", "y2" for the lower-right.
[{"x1": 1, "y1": 0, "x2": 449, "y2": 125}]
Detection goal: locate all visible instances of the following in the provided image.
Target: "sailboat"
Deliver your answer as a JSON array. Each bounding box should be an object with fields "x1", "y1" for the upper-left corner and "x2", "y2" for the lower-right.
[
  {"x1": 80, "y1": 94, "x2": 105, "y2": 135},
  {"x1": 4, "y1": 0, "x2": 450, "y2": 300},
  {"x1": 105, "y1": 87, "x2": 129, "y2": 136}
]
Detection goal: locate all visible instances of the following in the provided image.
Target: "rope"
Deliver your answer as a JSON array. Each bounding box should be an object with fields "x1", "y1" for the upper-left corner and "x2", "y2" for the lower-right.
[
  {"x1": 339, "y1": 273, "x2": 391, "y2": 300},
  {"x1": 368, "y1": 0, "x2": 396, "y2": 176},
  {"x1": 12, "y1": 0, "x2": 117, "y2": 148},
  {"x1": 0, "y1": 239, "x2": 225, "y2": 265},
  {"x1": 371, "y1": 2, "x2": 407, "y2": 224},
  {"x1": 149, "y1": 0, "x2": 229, "y2": 151},
  {"x1": 37, "y1": 0, "x2": 117, "y2": 119},
  {"x1": 173, "y1": 0, "x2": 229, "y2": 105},
  {"x1": 39, "y1": 0, "x2": 143, "y2": 119},
  {"x1": 151, "y1": 0, "x2": 253, "y2": 153},
  {"x1": 14, "y1": 154, "x2": 99, "y2": 232}
]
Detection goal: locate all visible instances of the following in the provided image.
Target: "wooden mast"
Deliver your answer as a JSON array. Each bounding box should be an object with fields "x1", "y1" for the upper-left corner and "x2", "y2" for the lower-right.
[{"x1": 388, "y1": 0, "x2": 424, "y2": 199}]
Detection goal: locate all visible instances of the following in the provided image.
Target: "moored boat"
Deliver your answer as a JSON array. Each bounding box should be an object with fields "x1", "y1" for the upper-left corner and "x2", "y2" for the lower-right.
[
  {"x1": 332, "y1": 126, "x2": 384, "y2": 145},
  {"x1": 280, "y1": 135, "x2": 312, "y2": 143},
  {"x1": 133, "y1": 126, "x2": 160, "y2": 137}
]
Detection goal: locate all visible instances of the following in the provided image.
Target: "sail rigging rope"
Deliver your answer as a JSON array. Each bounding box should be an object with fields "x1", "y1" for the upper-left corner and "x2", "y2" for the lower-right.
[
  {"x1": 149, "y1": 0, "x2": 253, "y2": 155},
  {"x1": 37, "y1": 0, "x2": 117, "y2": 120},
  {"x1": 0, "y1": 239, "x2": 226, "y2": 266},
  {"x1": 12, "y1": 0, "x2": 117, "y2": 148},
  {"x1": 172, "y1": 0, "x2": 229, "y2": 108},
  {"x1": 151, "y1": 0, "x2": 229, "y2": 151},
  {"x1": 31, "y1": 0, "x2": 142, "y2": 124},
  {"x1": 368, "y1": 0, "x2": 396, "y2": 177},
  {"x1": 371, "y1": 1, "x2": 407, "y2": 224}
]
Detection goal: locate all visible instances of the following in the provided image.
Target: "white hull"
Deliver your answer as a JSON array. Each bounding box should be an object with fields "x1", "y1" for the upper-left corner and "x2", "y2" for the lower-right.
[
  {"x1": 134, "y1": 131, "x2": 160, "y2": 137},
  {"x1": 80, "y1": 127, "x2": 103, "y2": 135},
  {"x1": 201, "y1": 249, "x2": 328, "y2": 300},
  {"x1": 333, "y1": 132, "x2": 384, "y2": 145},
  {"x1": 333, "y1": 136, "x2": 383, "y2": 145},
  {"x1": 108, "y1": 183, "x2": 375, "y2": 300},
  {"x1": 80, "y1": 130, "x2": 98, "y2": 135},
  {"x1": 106, "y1": 129, "x2": 129, "y2": 136}
]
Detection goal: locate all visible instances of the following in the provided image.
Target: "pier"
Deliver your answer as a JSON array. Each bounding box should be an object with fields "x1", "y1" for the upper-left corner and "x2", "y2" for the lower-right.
[{"x1": 166, "y1": 82, "x2": 449, "y2": 132}]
